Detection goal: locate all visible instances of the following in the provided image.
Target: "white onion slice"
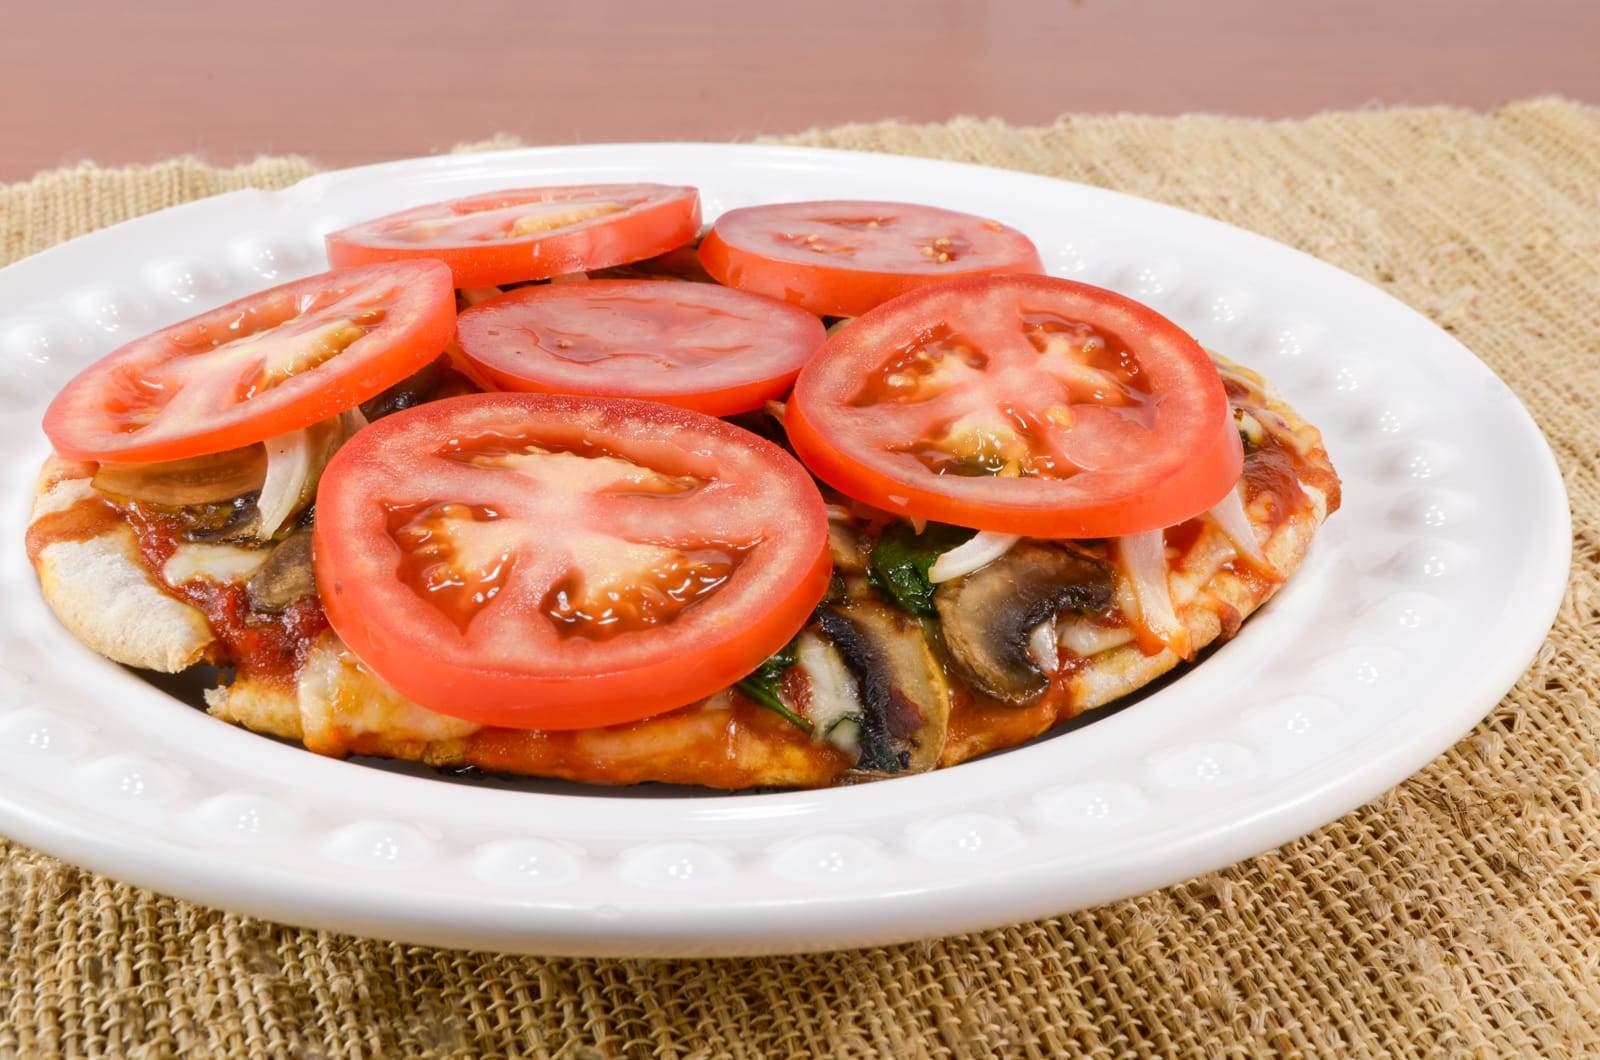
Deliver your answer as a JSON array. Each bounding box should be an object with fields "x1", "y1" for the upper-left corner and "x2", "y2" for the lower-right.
[
  {"x1": 1117, "y1": 529, "x2": 1191, "y2": 658},
  {"x1": 1027, "y1": 620, "x2": 1059, "y2": 674},
  {"x1": 928, "y1": 531, "x2": 1021, "y2": 583},
  {"x1": 255, "y1": 430, "x2": 317, "y2": 540},
  {"x1": 1207, "y1": 483, "x2": 1275, "y2": 573},
  {"x1": 254, "y1": 410, "x2": 361, "y2": 540},
  {"x1": 1057, "y1": 618, "x2": 1135, "y2": 657}
]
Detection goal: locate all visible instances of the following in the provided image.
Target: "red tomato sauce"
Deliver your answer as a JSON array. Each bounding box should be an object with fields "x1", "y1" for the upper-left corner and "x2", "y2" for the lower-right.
[{"x1": 121, "y1": 503, "x2": 327, "y2": 685}]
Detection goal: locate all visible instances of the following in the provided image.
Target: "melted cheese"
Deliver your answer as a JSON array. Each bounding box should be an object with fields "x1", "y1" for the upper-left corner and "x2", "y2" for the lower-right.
[
  {"x1": 32, "y1": 476, "x2": 98, "y2": 519},
  {"x1": 296, "y1": 635, "x2": 479, "y2": 755},
  {"x1": 162, "y1": 543, "x2": 270, "y2": 586},
  {"x1": 1166, "y1": 524, "x2": 1237, "y2": 605},
  {"x1": 1302, "y1": 484, "x2": 1329, "y2": 523}
]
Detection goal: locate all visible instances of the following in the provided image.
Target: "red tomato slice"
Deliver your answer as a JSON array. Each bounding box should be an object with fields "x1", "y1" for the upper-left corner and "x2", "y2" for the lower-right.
[
  {"x1": 455, "y1": 279, "x2": 826, "y2": 416},
  {"x1": 326, "y1": 184, "x2": 701, "y2": 288},
  {"x1": 43, "y1": 262, "x2": 455, "y2": 464},
  {"x1": 698, "y1": 200, "x2": 1043, "y2": 317},
  {"x1": 314, "y1": 392, "x2": 831, "y2": 729},
  {"x1": 785, "y1": 275, "x2": 1243, "y2": 538}
]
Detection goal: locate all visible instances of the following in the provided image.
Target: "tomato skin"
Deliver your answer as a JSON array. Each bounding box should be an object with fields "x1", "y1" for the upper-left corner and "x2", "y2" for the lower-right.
[
  {"x1": 314, "y1": 392, "x2": 831, "y2": 730},
  {"x1": 326, "y1": 184, "x2": 702, "y2": 288},
  {"x1": 785, "y1": 275, "x2": 1243, "y2": 538},
  {"x1": 698, "y1": 200, "x2": 1044, "y2": 317},
  {"x1": 471, "y1": 361, "x2": 796, "y2": 418},
  {"x1": 455, "y1": 279, "x2": 827, "y2": 416},
  {"x1": 43, "y1": 262, "x2": 456, "y2": 464}
]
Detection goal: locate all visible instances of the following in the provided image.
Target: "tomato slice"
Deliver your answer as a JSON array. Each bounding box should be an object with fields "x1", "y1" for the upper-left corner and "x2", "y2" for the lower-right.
[
  {"x1": 314, "y1": 393, "x2": 831, "y2": 729},
  {"x1": 785, "y1": 275, "x2": 1243, "y2": 538},
  {"x1": 43, "y1": 262, "x2": 455, "y2": 464},
  {"x1": 326, "y1": 184, "x2": 701, "y2": 288},
  {"x1": 698, "y1": 200, "x2": 1043, "y2": 317},
  {"x1": 455, "y1": 279, "x2": 826, "y2": 416}
]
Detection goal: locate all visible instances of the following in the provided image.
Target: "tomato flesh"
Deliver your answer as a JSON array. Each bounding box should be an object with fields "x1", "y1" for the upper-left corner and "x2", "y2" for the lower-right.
[
  {"x1": 786, "y1": 275, "x2": 1242, "y2": 538},
  {"x1": 43, "y1": 262, "x2": 455, "y2": 463},
  {"x1": 454, "y1": 279, "x2": 826, "y2": 415},
  {"x1": 698, "y1": 200, "x2": 1043, "y2": 317},
  {"x1": 326, "y1": 184, "x2": 701, "y2": 288},
  {"x1": 314, "y1": 393, "x2": 831, "y2": 729}
]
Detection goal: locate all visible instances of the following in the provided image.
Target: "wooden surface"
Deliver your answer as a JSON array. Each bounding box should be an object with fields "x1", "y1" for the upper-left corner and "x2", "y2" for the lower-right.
[{"x1": 3, "y1": 0, "x2": 1598, "y2": 181}]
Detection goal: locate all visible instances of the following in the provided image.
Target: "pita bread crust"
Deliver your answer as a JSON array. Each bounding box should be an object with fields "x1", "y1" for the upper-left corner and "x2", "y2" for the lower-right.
[
  {"x1": 203, "y1": 681, "x2": 302, "y2": 741},
  {"x1": 1065, "y1": 499, "x2": 1318, "y2": 714},
  {"x1": 208, "y1": 632, "x2": 843, "y2": 789},
  {"x1": 29, "y1": 460, "x2": 216, "y2": 673}
]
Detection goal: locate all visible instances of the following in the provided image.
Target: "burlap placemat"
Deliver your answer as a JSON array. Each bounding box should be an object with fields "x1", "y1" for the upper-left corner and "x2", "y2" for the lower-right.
[{"x1": 2, "y1": 98, "x2": 1596, "y2": 1058}]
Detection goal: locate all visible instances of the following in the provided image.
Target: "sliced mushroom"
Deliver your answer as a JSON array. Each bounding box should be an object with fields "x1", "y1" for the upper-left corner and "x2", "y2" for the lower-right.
[
  {"x1": 814, "y1": 598, "x2": 950, "y2": 776},
  {"x1": 933, "y1": 540, "x2": 1114, "y2": 706},
  {"x1": 827, "y1": 518, "x2": 868, "y2": 574},
  {"x1": 92, "y1": 445, "x2": 267, "y2": 507},
  {"x1": 179, "y1": 496, "x2": 261, "y2": 543},
  {"x1": 245, "y1": 530, "x2": 316, "y2": 612}
]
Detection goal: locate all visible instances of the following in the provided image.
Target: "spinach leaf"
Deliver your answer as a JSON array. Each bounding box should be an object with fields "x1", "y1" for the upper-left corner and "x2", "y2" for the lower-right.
[
  {"x1": 735, "y1": 641, "x2": 811, "y2": 733},
  {"x1": 867, "y1": 521, "x2": 976, "y2": 617}
]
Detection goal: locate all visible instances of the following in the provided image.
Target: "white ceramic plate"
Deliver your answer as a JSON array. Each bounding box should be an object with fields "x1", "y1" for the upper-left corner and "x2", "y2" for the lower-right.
[{"x1": 0, "y1": 145, "x2": 1569, "y2": 957}]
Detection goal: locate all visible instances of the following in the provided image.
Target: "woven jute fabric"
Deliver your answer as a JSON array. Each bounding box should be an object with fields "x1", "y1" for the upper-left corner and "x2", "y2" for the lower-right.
[{"x1": 2, "y1": 99, "x2": 1597, "y2": 1058}]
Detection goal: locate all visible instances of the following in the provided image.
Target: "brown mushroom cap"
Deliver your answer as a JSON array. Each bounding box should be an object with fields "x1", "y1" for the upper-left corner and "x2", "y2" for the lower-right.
[
  {"x1": 245, "y1": 530, "x2": 316, "y2": 613},
  {"x1": 814, "y1": 598, "x2": 950, "y2": 775},
  {"x1": 933, "y1": 541, "x2": 1114, "y2": 706}
]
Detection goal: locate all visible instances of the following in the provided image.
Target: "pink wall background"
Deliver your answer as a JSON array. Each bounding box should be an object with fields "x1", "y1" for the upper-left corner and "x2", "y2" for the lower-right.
[{"x1": 3, "y1": 0, "x2": 1596, "y2": 180}]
